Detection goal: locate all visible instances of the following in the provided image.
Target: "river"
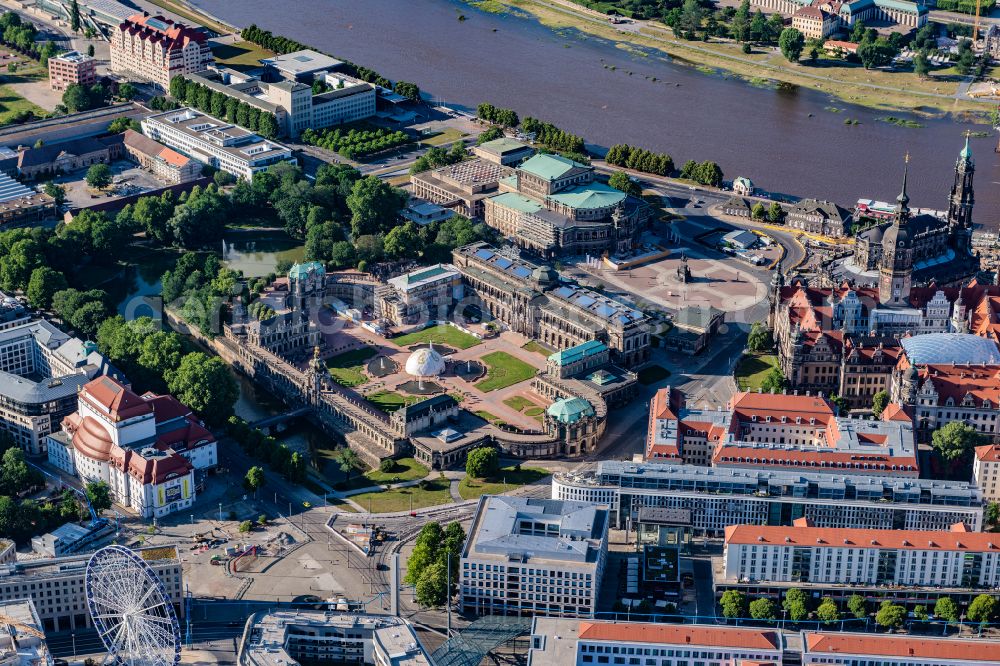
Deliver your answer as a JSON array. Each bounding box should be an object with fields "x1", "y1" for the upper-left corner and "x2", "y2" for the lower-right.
[{"x1": 191, "y1": 0, "x2": 999, "y2": 226}]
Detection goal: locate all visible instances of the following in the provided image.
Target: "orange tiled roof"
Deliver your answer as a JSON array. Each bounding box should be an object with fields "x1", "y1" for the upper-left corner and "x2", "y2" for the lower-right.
[
  {"x1": 725, "y1": 523, "x2": 990, "y2": 551},
  {"x1": 81, "y1": 376, "x2": 153, "y2": 421},
  {"x1": 712, "y1": 446, "x2": 916, "y2": 472},
  {"x1": 804, "y1": 632, "x2": 1000, "y2": 661},
  {"x1": 577, "y1": 622, "x2": 780, "y2": 650},
  {"x1": 976, "y1": 444, "x2": 1000, "y2": 462},
  {"x1": 729, "y1": 392, "x2": 836, "y2": 425}
]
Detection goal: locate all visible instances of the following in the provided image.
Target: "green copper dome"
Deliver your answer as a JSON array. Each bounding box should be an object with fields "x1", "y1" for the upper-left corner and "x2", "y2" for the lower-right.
[{"x1": 546, "y1": 397, "x2": 595, "y2": 424}]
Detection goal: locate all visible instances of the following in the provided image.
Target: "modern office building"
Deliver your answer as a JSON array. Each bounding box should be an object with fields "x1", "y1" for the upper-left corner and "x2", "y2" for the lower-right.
[
  {"x1": 0, "y1": 173, "x2": 55, "y2": 226},
  {"x1": 0, "y1": 546, "x2": 182, "y2": 633},
  {"x1": 47, "y1": 51, "x2": 96, "y2": 91},
  {"x1": 461, "y1": 496, "x2": 609, "y2": 618},
  {"x1": 0, "y1": 319, "x2": 118, "y2": 455},
  {"x1": 141, "y1": 108, "x2": 296, "y2": 180},
  {"x1": 0, "y1": 598, "x2": 51, "y2": 666},
  {"x1": 527, "y1": 619, "x2": 784, "y2": 666},
  {"x1": 723, "y1": 521, "x2": 1000, "y2": 590},
  {"x1": 646, "y1": 389, "x2": 919, "y2": 477},
  {"x1": 410, "y1": 158, "x2": 509, "y2": 219},
  {"x1": 46, "y1": 376, "x2": 216, "y2": 518},
  {"x1": 109, "y1": 13, "x2": 212, "y2": 90},
  {"x1": 260, "y1": 49, "x2": 344, "y2": 83},
  {"x1": 238, "y1": 611, "x2": 431, "y2": 666},
  {"x1": 185, "y1": 69, "x2": 376, "y2": 138},
  {"x1": 453, "y1": 243, "x2": 650, "y2": 368},
  {"x1": 552, "y1": 461, "x2": 984, "y2": 534}
]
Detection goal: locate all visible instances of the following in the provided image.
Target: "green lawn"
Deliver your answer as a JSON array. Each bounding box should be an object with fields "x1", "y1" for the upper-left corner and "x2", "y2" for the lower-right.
[
  {"x1": 420, "y1": 127, "x2": 467, "y2": 146},
  {"x1": 326, "y1": 347, "x2": 377, "y2": 387},
  {"x1": 392, "y1": 324, "x2": 481, "y2": 350},
  {"x1": 637, "y1": 364, "x2": 671, "y2": 385},
  {"x1": 476, "y1": 352, "x2": 537, "y2": 392},
  {"x1": 211, "y1": 41, "x2": 276, "y2": 71},
  {"x1": 365, "y1": 457, "x2": 429, "y2": 484},
  {"x1": 459, "y1": 466, "x2": 550, "y2": 500},
  {"x1": 366, "y1": 390, "x2": 421, "y2": 413},
  {"x1": 503, "y1": 395, "x2": 544, "y2": 422},
  {"x1": 350, "y1": 479, "x2": 453, "y2": 513},
  {"x1": 522, "y1": 340, "x2": 552, "y2": 357},
  {"x1": 735, "y1": 354, "x2": 780, "y2": 391},
  {"x1": 0, "y1": 84, "x2": 45, "y2": 125},
  {"x1": 474, "y1": 410, "x2": 508, "y2": 426}
]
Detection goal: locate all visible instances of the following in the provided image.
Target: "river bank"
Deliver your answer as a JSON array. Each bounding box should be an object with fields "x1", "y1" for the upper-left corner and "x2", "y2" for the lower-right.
[{"x1": 485, "y1": 0, "x2": 993, "y2": 115}]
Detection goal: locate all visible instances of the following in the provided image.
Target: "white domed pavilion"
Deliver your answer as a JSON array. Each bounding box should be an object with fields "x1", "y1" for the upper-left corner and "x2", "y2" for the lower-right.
[{"x1": 405, "y1": 346, "x2": 446, "y2": 377}]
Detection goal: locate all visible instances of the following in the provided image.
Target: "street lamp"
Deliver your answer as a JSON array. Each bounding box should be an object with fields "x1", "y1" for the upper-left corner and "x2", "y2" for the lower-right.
[{"x1": 218, "y1": 503, "x2": 222, "y2": 521}]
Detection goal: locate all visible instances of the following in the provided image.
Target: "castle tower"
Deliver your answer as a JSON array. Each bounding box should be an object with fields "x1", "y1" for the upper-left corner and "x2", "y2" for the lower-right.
[
  {"x1": 768, "y1": 257, "x2": 784, "y2": 329},
  {"x1": 879, "y1": 157, "x2": 914, "y2": 307},
  {"x1": 948, "y1": 135, "x2": 975, "y2": 254}
]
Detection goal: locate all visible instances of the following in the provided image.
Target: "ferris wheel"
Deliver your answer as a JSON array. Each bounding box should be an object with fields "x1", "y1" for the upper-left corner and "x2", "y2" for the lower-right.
[{"x1": 85, "y1": 545, "x2": 182, "y2": 666}]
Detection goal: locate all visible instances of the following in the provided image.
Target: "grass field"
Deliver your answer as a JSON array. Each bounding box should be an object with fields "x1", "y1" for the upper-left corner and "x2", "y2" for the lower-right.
[
  {"x1": 211, "y1": 41, "x2": 276, "y2": 71},
  {"x1": 637, "y1": 364, "x2": 671, "y2": 385},
  {"x1": 0, "y1": 84, "x2": 46, "y2": 126},
  {"x1": 522, "y1": 340, "x2": 552, "y2": 357},
  {"x1": 350, "y1": 478, "x2": 452, "y2": 513},
  {"x1": 365, "y1": 457, "x2": 429, "y2": 484},
  {"x1": 326, "y1": 347, "x2": 376, "y2": 387},
  {"x1": 476, "y1": 352, "x2": 537, "y2": 392},
  {"x1": 459, "y1": 466, "x2": 550, "y2": 500},
  {"x1": 474, "y1": 410, "x2": 508, "y2": 426},
  {"x1": 419, "y1": 127, "x2": 467, "y2": 146},
  {"x1": 366, "y1": 390, "x2": 422, "y2": 413},
  {"x1": 735, "y1": 354, "x2": 780, "y2": 391},
  {"x1": 503, "y1": 395, "x2": 545, "y2": 422},
  {"x1": 393, "y1": 324, "x2": 481, "y2": 350}
]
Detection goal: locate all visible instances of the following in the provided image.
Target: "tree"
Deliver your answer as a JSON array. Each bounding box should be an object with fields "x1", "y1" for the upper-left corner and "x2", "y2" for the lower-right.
[
  {"x1": 85, "y1": 480, "x2": 112, "y2": 514},
  {"x1": 238, "y1": 520, "x2": 253, "y2": 533},
  {"x1": 829, "y1": 394, "x2": 849, "y2": 416},
  {"x1": 967, "y1": 594, "x2": 997, "y2": 623},
  {"x1": 847, "y1": 593, "x2": 867, "y2": 619},
  {"x1": 405, "y1": 522, "x2": 444, "y2": 585},
  {"x1": 913, "y1": 50, "x2": 930, "y2": 79},
  {"x1": 746, "y1": 321, "x2": 773, "y2": 352},
  {"x1": 608, "y1": 171, "x2": 641, "y2": 197},
  {"x1": 244, "y1": 466, "x2": 265, "y2": 495},
  {"x1": 779, "y1": 28, "x2": 805, "y2": 62},
  {"x1": 333, "y1": 447, "x2": 362, "y2": 480},
  {"x1": 986, "y1": 501, "x2": 1000, "y2": 527},
  {"x1": 871, "y1": 390, "x2": 889, "y2": 419},
  {"x1": 70, "y1": 0, "x2": 81, "y2": 31},
  {"x1": 874, "y1": 601, "x2": 906, "y2": 630},
  {"x1": 783, "y1": 588, "x2": 809, "y2": 622},
  {"x1": 751, "y1": 202, "x2": 766, "y2": 220},
  {"x1": 85, "y1": 163, "x2": 112, "y2": 190},
  {"x1": 346, "y1": 175, "x2": 407, "y2": 237},
  {"x1": 767, "y1": 202, "x2": 784, "y2": 222},
  {"x1": 118, "y1": 82, "x2": 137, "y2": 101},
  {"x1": 816, "y1": 598, "x2": 840, "y2": 625},
  {"x1": 414, "y1": 560, "x2": 448, "y2": 607},
  {"x1": 760, "y1": 366, "x2": 787, "y2": 393},
  {"x1": 935, "y1": 596, "x2": 959, "y2": 623},
  {"x1": 466, "y1": 446, "x2": 499, "y2": 479},
  {"x1": 26, "y1": 267, "x2": 67, "y2": 309},
  {"x1": 932, "y1": 421, "x2": 985, "y2": 463},
  {"x1": 384, "y1": 221, "x2": 424, "y2": 260},
  {"x1": 165, "y1": 353, "x2": 238, "y2": 425},
  {"x1": 87, "y1": 43, "x2": 94, "y2": 57},
  {"x1": 913, "y1": 604, "x2": 929, "y2": 621},
  {"x1": 850, "y1": 19, "x2": 867, "y2": 43},
  {"x1": 749, "y1": 598, "x2": 777, "y2": 621},
  {"x1": 476, "y1": 126, "x2": 504, "y2": 145},
  {"x1": 732, "y1": 0, "x2": 751, "y2": 42},
  {"x1": 379, "y1": 458, "x2": 396, "y2": 473},
  {"x1": 857, "y1": 38, "x2": 896, "y2": 69},
  {"x1": 720, "y1": 590, "x2": 747, "y2": 619},
  {"x1": 679, "y1": 0, "x2": 704, "y2": 35},
  {"x1": 749, "y1": 9, "x2": 766, "y2": 42},
  {"x1": 43, "y1": 182, "x2": 65, "y2": 205}
]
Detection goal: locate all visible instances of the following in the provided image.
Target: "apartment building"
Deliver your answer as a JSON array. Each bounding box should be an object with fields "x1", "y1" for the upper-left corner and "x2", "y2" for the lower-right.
[
  {"x1": 723, "y1": 522, "x2": 1000, "y2": 591},
  {"x1": 461, "y1": 496, "x2": 609, "y2": 618},
  {"x1": 46, "y1": 376, "x2": 216, "y2": 518},
  {"x1": 0, "y1": 546, "x2": 182, "y2": 633},
  {"x1": 47, "y1": 51, "x2": 96, "y2": 91},
  {"x1": 527, "y1": 619, "x2": 783, "y2": 666},
  {"x1": 973, "y1": 443, "x2": 1000, "y2": 501},
  {"x1": 801, "y1": 631, "x2": 1000, "y2": 666},
  {"x1": 645, "y1": 388, "x2": 918, "y2": 478},
  {"x1": 109, "y1": 14, "x2": 212, "y2": 90},
  {"x1": 238, "y1": 611, "x2": 430, "y2": 666},
  {"x1": 0, "y1": 319, "x2": 118, "y2": 455},
  {"x1": 379, "y1": 263, "x2": 464, "y2": 326},
  {"x1": 552, "y1": 461, "x2": 984, "y2": 534},
  {"x1": 792, "y1": 6, "x2": 840, "y2": 39},
  {"x1": 141, "y1": 108, "x2": 296, "y2": 180}
]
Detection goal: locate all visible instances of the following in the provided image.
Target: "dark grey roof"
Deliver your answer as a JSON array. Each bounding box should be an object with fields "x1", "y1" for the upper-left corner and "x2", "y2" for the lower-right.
[
  {"x1": 789, "y1": 198, "x2": 850, "y2": 222},
  {"x1": 399, "y1": 394, "x2": 458, "y2": 422}
]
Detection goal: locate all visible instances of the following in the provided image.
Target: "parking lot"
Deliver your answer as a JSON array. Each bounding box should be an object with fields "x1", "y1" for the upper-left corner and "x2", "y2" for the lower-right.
[{"x1": 56, "y1": 160, "x2": 169, "y2": 209}]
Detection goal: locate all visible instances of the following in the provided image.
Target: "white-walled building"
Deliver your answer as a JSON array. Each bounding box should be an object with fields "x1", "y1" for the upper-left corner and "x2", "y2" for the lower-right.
[
  {"x1": 723, "y1": 521, "x2": 1000, "y2": 589},
  {"x1": 527, "y1": 619, "x2": 783, "y2": 666},
  {"x1": 141, "y1": 108, "x2": 296, "y2": 180},
  {"x1": 46, "y1": 376, "x2": 216, "y2": 518},
  {"x1": 461, "y1": 496, "x2": 608, "y2": 618},
  {"x1": 801, "y1": 631, "x2": 1000, "y2": 666},
  {"x1": 974, "y1": 444, "x2": 1000, "y2": 502},
  {"x1": 109, "y1": 13, "x2": 212, "y2": 90}
]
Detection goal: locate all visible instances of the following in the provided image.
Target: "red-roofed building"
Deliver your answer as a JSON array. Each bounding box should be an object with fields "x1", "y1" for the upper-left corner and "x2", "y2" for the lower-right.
[
  {"x1": 892, "y1": 361, "x2": 1000, "y2": 444},
  {"x1": 792, "y1": 5, "x2": 838, "y2": 39},
  {"x1": 47, "y1": 376, "x2": 216, "y2": 518},
  {"x1": 801, "y1": 631, "x2": 1000, "y2": 665},
  {"x1": 110, "y1": 13, "x2": 212, "y2": 91},
  {"x1": 974, "y1": 443, "x2": 1000, "y2": 501},
  {"x1": 527, "y1": 618, "x2": 783, "y2": 665},
  {"x1": 723, "y1": 522, "x2": 1000, "y2": 592}
]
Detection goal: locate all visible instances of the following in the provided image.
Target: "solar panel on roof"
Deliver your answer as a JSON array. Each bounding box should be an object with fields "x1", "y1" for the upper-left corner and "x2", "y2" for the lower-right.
[
  {"x1": 575, "y1": 295, "x2": 596, "y2": 308},
  {"x1": 630, "y1": 310, "x2": 643, "y2": 318},
  {"x1": 555, "y1": 286, "x2": 575, "y2": 298},
  {"x1": 495, "y1": 258, "x2": 513, "y2": 270},
  {"x1": 595, "y1": 303, "x2": 615, "y2": 317},
  {"x1": 512, "y1": 266, "x2": 531, "y2": 278},
  {"x1": 475, "y1": 249, "x2": 494, "y2": 260},
  {"x1": 146, "y1": 17, "x2": 169, "y2": 30}
]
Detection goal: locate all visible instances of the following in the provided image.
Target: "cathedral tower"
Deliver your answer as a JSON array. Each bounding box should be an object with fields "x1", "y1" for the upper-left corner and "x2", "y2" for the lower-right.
[
  {"x1": 948, "y1": 135, "x2": 975, "y2": 254},
  {"x1": 879, "y1": 157, "x2": 914, "y2": 307}
]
